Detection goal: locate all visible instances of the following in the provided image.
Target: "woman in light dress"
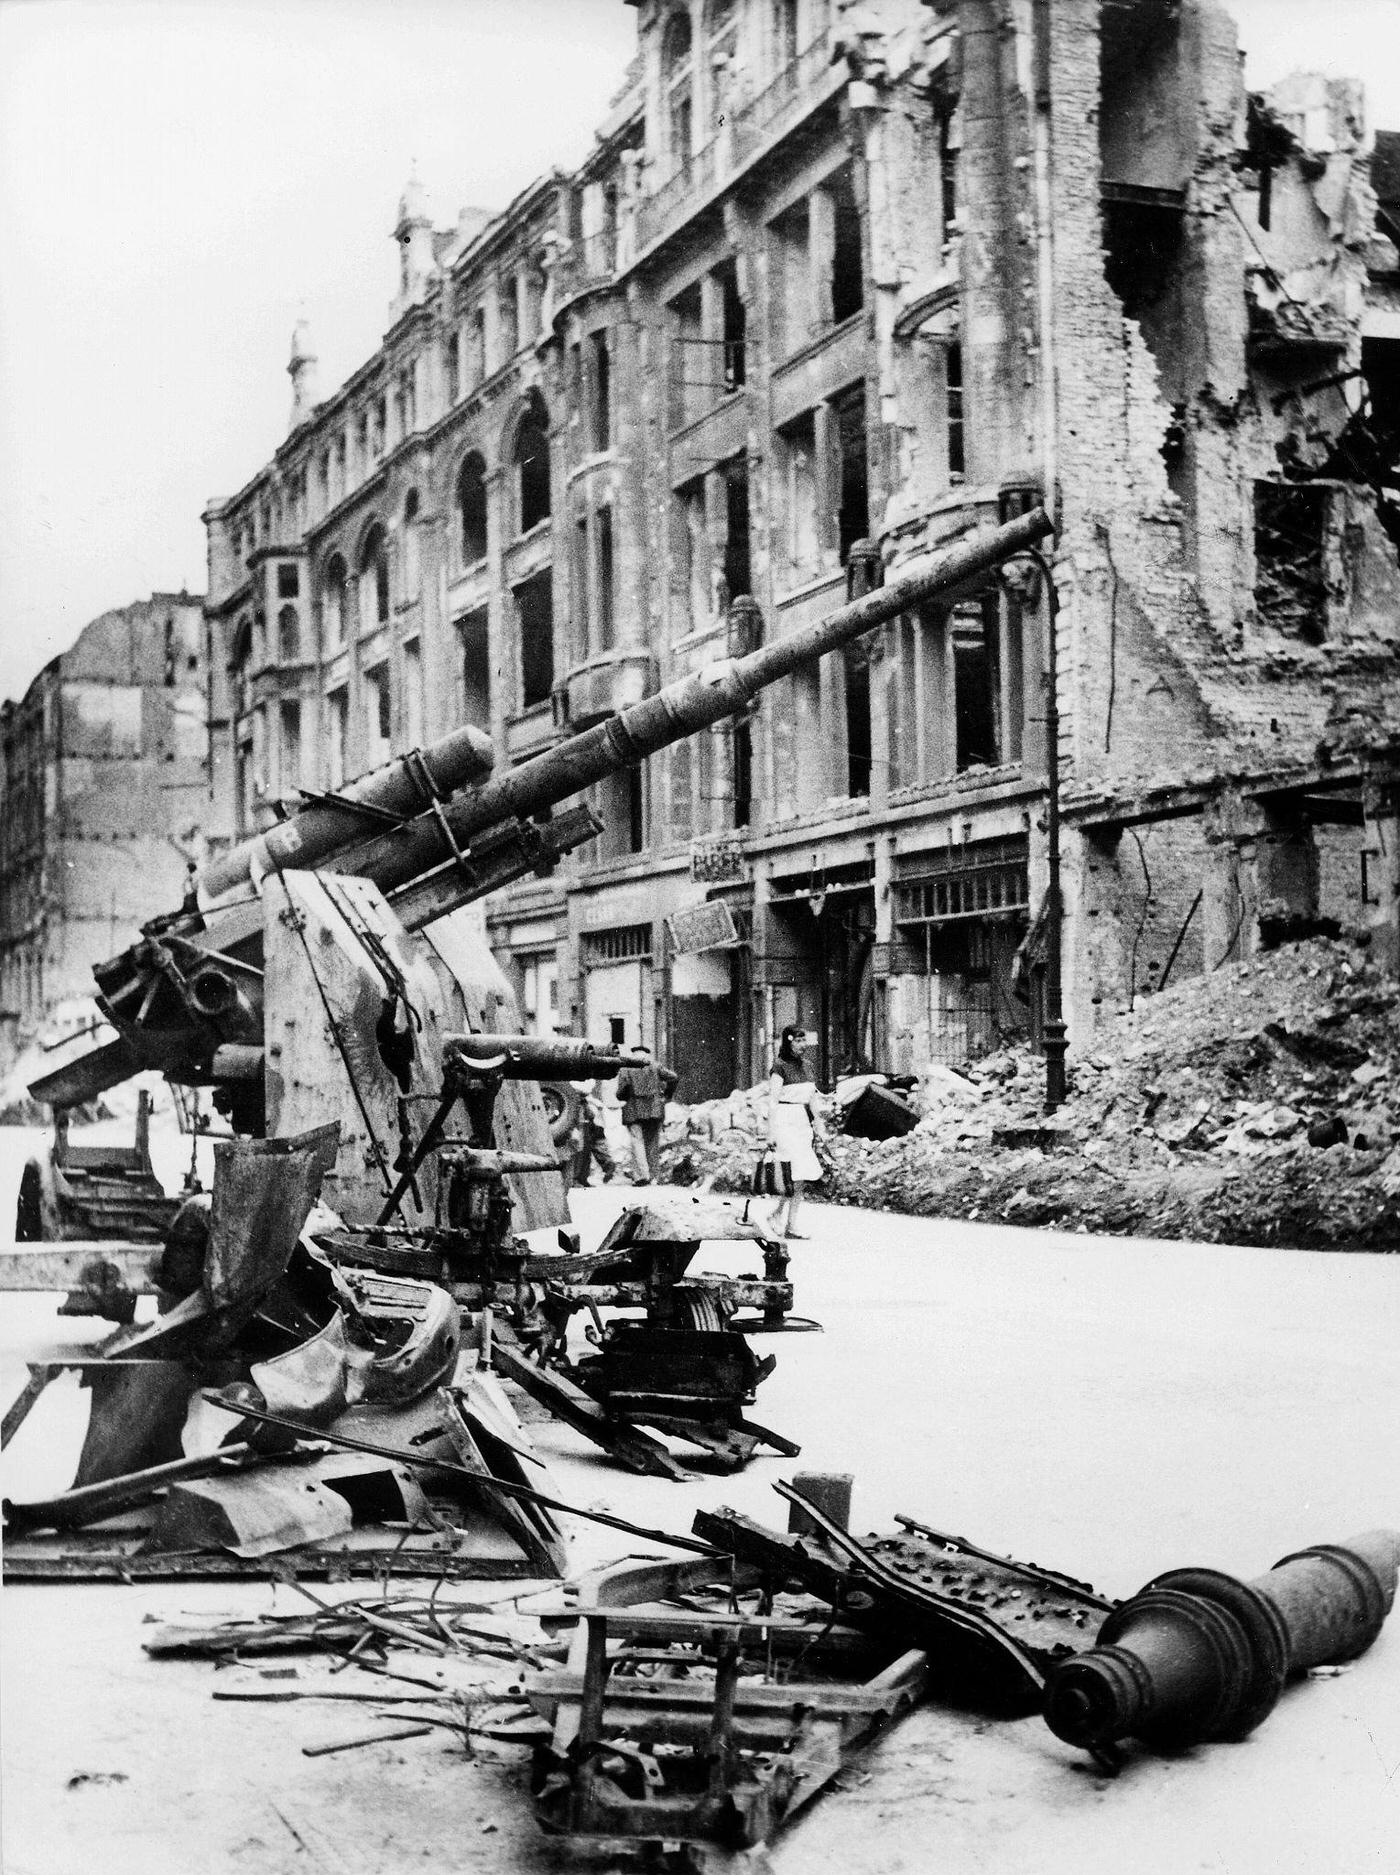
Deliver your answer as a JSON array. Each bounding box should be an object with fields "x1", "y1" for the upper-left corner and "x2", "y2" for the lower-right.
[{"x1": 764, "y1": 1024, "x2": 824, "y2": 1239}]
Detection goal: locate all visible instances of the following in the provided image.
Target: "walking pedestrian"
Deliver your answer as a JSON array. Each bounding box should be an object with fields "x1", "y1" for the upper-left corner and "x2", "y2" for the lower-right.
[
  {"x1": 615, "y1": 1043, "x2": 679, "y2": 1184},
  {"x1": 570, "y1": 1077, "x2": 617, "y2": 1186},
  {"x1": 764, "y1": 1025, "x2": 824, "y2": 1238}
]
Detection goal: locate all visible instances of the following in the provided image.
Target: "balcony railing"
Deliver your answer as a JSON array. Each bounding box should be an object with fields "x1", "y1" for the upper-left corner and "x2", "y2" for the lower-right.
[
  {"x1": 555, "y1": 230, "x2": 618, "y2": 304},
  {"x1": 636, "y1": 138, "x2": 718, "y2": 252},
  {"x1": 730, "y1": 38, "x2": 835, "y2": 164}
]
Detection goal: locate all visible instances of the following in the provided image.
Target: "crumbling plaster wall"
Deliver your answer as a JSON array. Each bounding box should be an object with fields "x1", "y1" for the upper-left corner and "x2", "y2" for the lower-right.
[{"x1": 1035, "y1": 1, "x2": 1400, "y2": 1033}]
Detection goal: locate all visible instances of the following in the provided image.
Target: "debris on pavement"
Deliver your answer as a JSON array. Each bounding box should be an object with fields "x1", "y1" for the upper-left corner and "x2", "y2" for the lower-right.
[{"x1": 664, "y1": 937, "x2": 1399, "y2": 1250}]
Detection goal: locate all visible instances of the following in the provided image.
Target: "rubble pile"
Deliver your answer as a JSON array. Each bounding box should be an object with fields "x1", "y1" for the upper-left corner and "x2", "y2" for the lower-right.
[{"x1": 664, "y1": 938, "x2": 1400, "y2": 1250}]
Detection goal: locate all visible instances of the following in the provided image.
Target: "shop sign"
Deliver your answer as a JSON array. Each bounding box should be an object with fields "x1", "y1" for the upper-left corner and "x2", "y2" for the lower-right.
[{"x1": 666, "y1": 900, "x2": 740, "y2": 954}]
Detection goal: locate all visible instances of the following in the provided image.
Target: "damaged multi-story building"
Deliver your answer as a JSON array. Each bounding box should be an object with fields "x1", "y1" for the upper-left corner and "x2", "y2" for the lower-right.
[
  {"x1": 0, "y1": 592, "x2": 224, "y2": 1070},
  {"x1": 201, "y1": 0, "x2": 1400, "y2": 1102}
]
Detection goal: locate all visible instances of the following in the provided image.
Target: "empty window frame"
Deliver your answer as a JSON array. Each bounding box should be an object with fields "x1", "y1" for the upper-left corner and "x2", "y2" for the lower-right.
[
  {"x1": 777, "y1": 412, "x2": 820, "y2": 585},
  {"x1": 674, "y1": 478, "x2": 709, "y2": 631},
  {"x1": 843, "y1": 640, "x2": 872, "y2": 797},
  {"x1": 597, "y1": 505, "x2": 615, "y2": 650},
  {"x1": 706, "y1": 0, "x2": 738, "y2": 127},
  {"x1": 946, "y1": 341, "x2": 965, "y2": 482},
  {"x1": 322, "y1": 555, "x2": 348, "y2": 650},
  {"x1": 828, "y1": 166, "x2": 864, "y2": 325},
  {"x1": 402, "y1": 488, "x2": 421, "y2": 599},
  {"x1": 723, "y1": 456, "x2": 751, "y2": 602},
  {"x1": 833, "y1": 385, "x2": 869, "y2": 564},
  {"x1": 775, "y1": 0, "x2": 799, "y2": 69},
  {"x1": 279, "y1": 698, "x2": 302, "y2": 792},
  {"x1": 458, "y1": 608, "x2": 491, "y2": 728},
  {"x1": 277, "y1": 605, "x2": 300, "y2": 662},
  {"x1": 276, "y1": 562, "x2": 300, "y2": 599},
  {"x1": 597, "y1": 764, "x2": 646, "y2": 859},
  {"x1": 364, "y1": 663, "x2": 392, "y2": 764},
  {"x1": 663, "y1": 9, "x2": 694, "y2": 175},
  {"x1": 591, "y1": 331, "x2": 612, "y2": 450},
  {"x1": 326, "y1": 686, "x2": 349, "y2": 788},
  {"x1": 953, "y1": 599, "x2": 1002, "y2": 772},
  {"x1": 499, "y1": 275, "x2": 520, "y2": 361},
  {"x1": 938, "y1": 106, "x2": 959, "y2": 245},
  {"x1": 668, "y1": 282, "x2": 704, "y2": 430},
  {"x1": 574, "y1": 513, "x2": 591, "y2": 654},
  {"x1": 359, "y1": 525, "x2": 390, "y2": 632},
  {"x1": 732, "y1": 714, "x2": 752, "y2": 827},
  {"x1": 515, "y1": 396, "x2": 552, "y2": 533},
  {"x1": 516, "y1": 570, "x2": 555, "y2": 708},
  {"x1": 718, "y1": 259, "x2": 747, "y2": 391},
  {"x1": 402, "y1": 639, "x2": 424, "y2": 747},
  {"x1": 458, "y1": 453, "x2": 488, "y2": 565},
  {"x1": 445, "y1": 328, "x2": 461, "y2": 404},
  {"x1": 770, "y1": 199, "x2": 811, "y2": 358}
]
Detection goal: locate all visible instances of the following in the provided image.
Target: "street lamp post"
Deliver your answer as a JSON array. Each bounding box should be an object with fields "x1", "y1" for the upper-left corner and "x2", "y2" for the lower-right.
[{"x1": 1003, "y1": 541, "x2": 1067, "y2": 1112}]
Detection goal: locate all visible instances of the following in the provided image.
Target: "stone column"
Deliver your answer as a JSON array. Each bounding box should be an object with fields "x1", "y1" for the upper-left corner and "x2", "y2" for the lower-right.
[
  {"x1": 1201, "y1": 791, "x2": 1261, "y2": 971},
  {"x1": 808, "y1": 187, "x2": 835, "y2": 335}
]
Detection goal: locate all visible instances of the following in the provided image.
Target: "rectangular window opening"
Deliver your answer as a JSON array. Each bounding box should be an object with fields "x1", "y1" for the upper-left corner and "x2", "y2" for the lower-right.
[
  {"x1": 669, "y1": 282, "x2": 704, "y2": 430},
  {"x1": 459, "y1": 609, "x2": 491, "y2": 729},
  {"x1": 953, "y1": 602, "x2": 1002, "y2": 772},
  {"x1": 516, "y1": 571, "x2": 555, "y2": 708},
  {"x1": 598, "y1": 507, "x2": 615, "y2": 651},
  {"x1": 591, "y1": 332, "x2": 612, "y2": 449},
  {"x1": 844, "y1": 643, "x2": 871, "y2": 798},
  {"x1": 946, "y1": 342, "x2": 965, "y2": 482},
  {"x1": 834, "y1": 386, "x2": 869, "y2": 563},
  {"x1": 718, "y1": 261, "x2": 746, "y2": 391},
  {"x1": 829, "y1": 167, "x2": 864, "y2": 325},
  {"x1": 723, "y1": 458, "x2": 751, "y2": 602}
]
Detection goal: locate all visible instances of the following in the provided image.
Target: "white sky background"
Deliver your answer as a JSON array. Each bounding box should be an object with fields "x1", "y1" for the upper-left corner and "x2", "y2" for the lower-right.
[{"x1": 1, "y1": 0, "x2": 1399, "y2": 705}]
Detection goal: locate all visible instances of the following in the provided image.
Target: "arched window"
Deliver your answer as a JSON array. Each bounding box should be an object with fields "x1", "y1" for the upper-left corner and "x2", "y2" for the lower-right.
[
  {"x1": 359, "y1": 524, "x2": 390, "y2": 635},
  {"x1": 277, "y1": 605, "x2": 299, "y2": 662},
  {"x1": 706, "y1": 0, "x2": 737, "y2": 83},
  {"x1": 457, "y1": 454, "x2": 488, "y2": 565},
  {"x1": 322, "y1": 555, "x2": 347, "y2": 649},
  {"x1": 663, "y1": 9, "x2": 694, "y2": 174},
  {"x1": 514, "y1": 396, "x2": 552, "y2": 534},
  {"x1": 403, "y1": 488, "x2": 421, "y2": 598}
]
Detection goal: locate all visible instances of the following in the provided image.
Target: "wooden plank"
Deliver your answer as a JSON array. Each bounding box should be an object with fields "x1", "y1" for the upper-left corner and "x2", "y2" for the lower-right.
[{"x1": 492, "y1": 1345, "x2": 688, "y2": 1480}]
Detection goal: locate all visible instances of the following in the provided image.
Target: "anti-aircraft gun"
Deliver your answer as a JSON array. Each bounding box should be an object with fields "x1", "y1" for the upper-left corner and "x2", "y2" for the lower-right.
[
  {"x1": 3, "y1": 508, "x2": 1050, "y2": 1479},
  {"x1": 16, "y1": 509, "x2": 1050, "y2": 1255},
  {"x1": 28, "y1": 507, "x2": 1049, "y2": 1140}
]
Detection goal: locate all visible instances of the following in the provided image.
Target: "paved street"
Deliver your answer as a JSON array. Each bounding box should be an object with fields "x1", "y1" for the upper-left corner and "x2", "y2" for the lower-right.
[{"x1": 2, "y1": 1129, "x2": 1398, "y2": 1874}]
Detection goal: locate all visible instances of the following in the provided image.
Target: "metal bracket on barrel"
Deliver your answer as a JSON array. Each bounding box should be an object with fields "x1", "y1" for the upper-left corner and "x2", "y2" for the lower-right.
[{"x1": 426, "y1": 797, "x2": 478, "y2": 890}]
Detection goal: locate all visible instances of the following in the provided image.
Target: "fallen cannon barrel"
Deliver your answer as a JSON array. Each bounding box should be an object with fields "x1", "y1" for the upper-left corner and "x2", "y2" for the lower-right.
[
  {"x1": 191, "y1": 723, "x2": 495, "y2": 905},
  {"x1": 444, "y1": 1034, "x2": 646, "y2": 1079},
  {"x1": 1042, "y1": 1528, "x2": 1400, "y2": 1753}
]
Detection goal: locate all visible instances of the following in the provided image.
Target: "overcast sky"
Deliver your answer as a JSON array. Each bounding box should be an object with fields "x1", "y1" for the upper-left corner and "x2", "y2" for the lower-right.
[{"x1": 2, "y1": 0, "x2": 1398, "y2": 706}]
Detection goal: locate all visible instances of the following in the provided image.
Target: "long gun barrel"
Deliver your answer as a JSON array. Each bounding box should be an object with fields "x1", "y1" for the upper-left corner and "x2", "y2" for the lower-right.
[
  {"x1": 443, "y1": 1035, "x2": 646, "y2": 1080},
  {"x1": 320, "y1": 508, "x2": 1053, "y2": 895},
  {"x1": 32, "y1": 508, "x2": 1051, "y2": 1109}
]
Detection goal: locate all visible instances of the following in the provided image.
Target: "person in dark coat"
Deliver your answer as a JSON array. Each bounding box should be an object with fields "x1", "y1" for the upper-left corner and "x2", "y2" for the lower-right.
[{"x1": 614, "y1": 1043, "x2": 679, "y2": 1184}]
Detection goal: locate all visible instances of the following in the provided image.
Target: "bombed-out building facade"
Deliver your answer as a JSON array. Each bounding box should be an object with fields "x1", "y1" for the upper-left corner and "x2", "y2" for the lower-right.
[
  {"x1": 202, "y1": 0, "x2": 1400, "y2": 1101},
  {"x1": 0, "y1": 593, "x2": 219, "y2": 1067}
]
